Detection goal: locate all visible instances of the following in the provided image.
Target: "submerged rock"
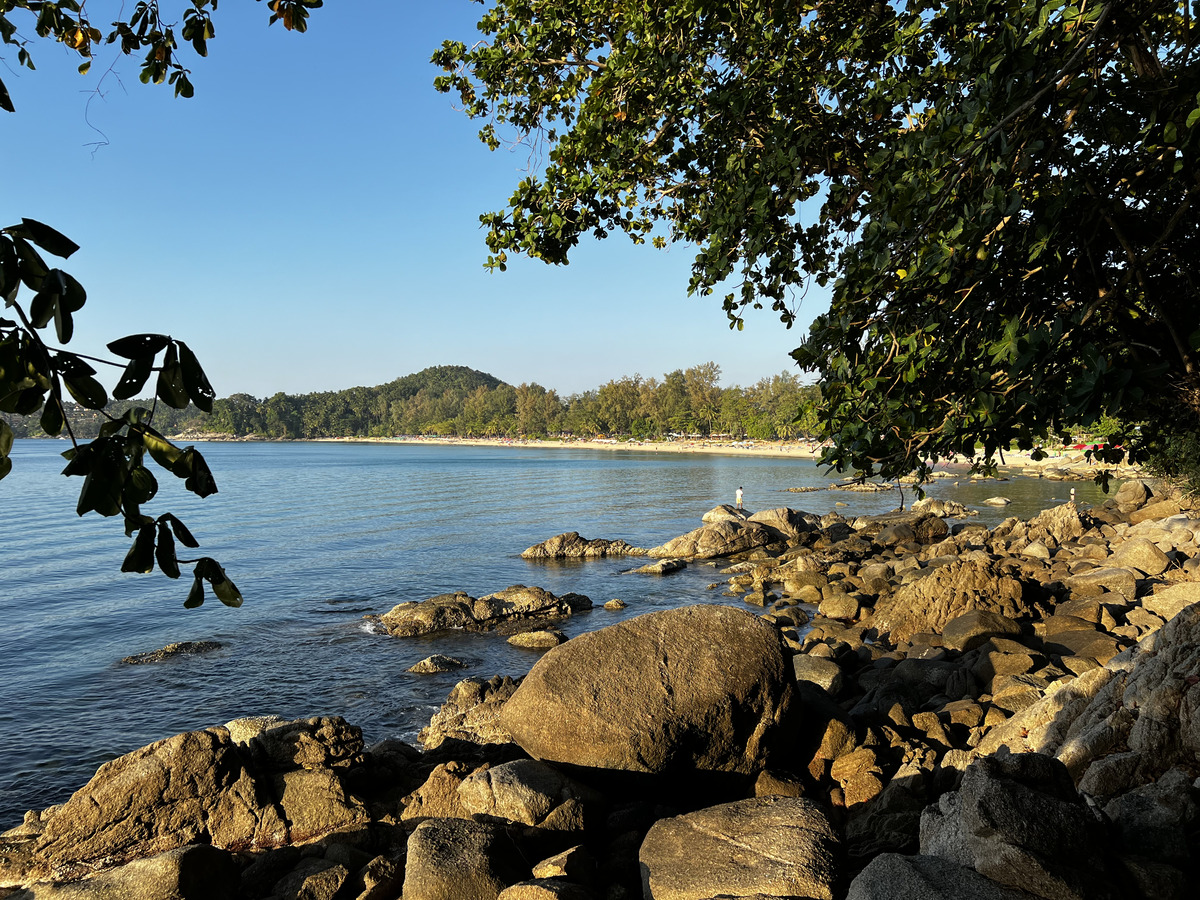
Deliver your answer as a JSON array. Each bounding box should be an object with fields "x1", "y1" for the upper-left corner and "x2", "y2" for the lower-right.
[{"x1": 120, "y1": 641, "x2": 222, "y2": 665}]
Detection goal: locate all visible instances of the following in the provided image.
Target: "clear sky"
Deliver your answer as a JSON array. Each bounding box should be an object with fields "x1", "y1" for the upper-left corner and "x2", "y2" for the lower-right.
[{"x1": 3, "y1": 2, "x2": 829, "y2": 398}]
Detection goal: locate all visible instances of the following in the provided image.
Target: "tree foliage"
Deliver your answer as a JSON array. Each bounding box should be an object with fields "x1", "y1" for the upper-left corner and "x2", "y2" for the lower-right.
[
  {"x1": 0, "y1": 220, "x2": 240, "y2": 607},
  {"x1": 0, "y1": 0, "x2": 324, "y2": 604},
  {"x1": 434, "y1": 0, "x2": 1200, "y2": 485}
]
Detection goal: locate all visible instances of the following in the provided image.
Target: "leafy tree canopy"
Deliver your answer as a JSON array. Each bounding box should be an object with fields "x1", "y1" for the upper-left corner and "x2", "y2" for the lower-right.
[{"x1": 434, "y1": 0, "x2": 1200, "y2": 486}]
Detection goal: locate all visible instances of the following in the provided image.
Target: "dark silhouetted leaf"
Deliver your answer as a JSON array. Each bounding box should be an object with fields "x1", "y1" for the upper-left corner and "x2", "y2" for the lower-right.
[
  {"x1": 112, "y1": 355, "x2": 154, "y2": 400},
  {"x1": 195, "y1": 557, "x2": 242, "y2": 608},
  {"x1": 182, "y1": 448, "x2": 217, "y2": 497},
  {"x1": 53, "y1": 301, "x2": 73, "y2": 344},
  {"x1": 156, "y1": 521, "x2": 180, "y2": 578},
  {"x1": 20, "y1": 219, "x2": 80, "y2": 259},
  {"x1": 156, "y1": 343, "x2": 189, "y2": 409},
  {"x1": 121, "y1": 523, "x2": 156, "y2": 573},
  {"x1": 29, "y1": 291, "x2": 55, "y2": 329},
  {"x1": 40, "y1": 398, "x2": 64, "y2": 436},
  {"x1": 162, "y1": 513, "x2": 199, "y2": 548},
  {"x1": 125, "y1": 465, "x2": 158, "y2": 505},
  {"x1": 77, "y1": 467, "x2": 124, "y2": 517},
  {"x1": 107, "y1": 333, "x2": 170, "y2": 359},
  {"x1": 11, "y1": 237, "x2": 48, "y2": 291},
  {"x1": 63, "y1": 373, "x2": 108, "y2": 410},
  {"x1": 176, "y1": 341, "x2": 215, "y2": 413}
]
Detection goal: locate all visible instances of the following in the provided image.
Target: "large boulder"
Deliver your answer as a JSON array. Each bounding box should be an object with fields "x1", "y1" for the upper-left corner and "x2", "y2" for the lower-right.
[
  {"x1": 403, "y1": 818, "x2": 524, "y2": 900},
  {"x1": 747, "y1": 507, "x2": 817, "y2": 541},
  {"x1": 499, "y1": 605, "x2": 794, "y2": 778},
  {"x1": 381, "y1": 586, "x2": 592, "y2": 638},
  {"x1": 638, "y1": 797, "x2": 839, "y2": 900},
  {"x1": 647, "y1": 521, "x2": 776, "y2": 559},
  {"x1": 871, "y1": 560, "x2": 1038, "y2": 644},
  {"x1": 24, "y1": 729, "x2": 288, "y2": 883},
  {"x1": 521, "y1": 532, "x2": 646, "y2": 560}
]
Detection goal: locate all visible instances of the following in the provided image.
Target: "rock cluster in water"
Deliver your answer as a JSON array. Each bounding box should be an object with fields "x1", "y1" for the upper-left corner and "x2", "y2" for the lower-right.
[{"x1": 2, "y1": 478, "x2": 1199, "y2": 899}]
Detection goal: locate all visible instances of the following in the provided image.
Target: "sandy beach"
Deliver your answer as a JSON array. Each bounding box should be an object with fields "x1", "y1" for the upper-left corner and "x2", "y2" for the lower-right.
[{"x1": 310, "y1": 434, "x2": 1129, "y2": 477}]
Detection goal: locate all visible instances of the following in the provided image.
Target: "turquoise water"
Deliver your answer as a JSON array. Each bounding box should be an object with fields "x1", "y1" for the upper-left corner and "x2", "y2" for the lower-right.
[{"x1": 0, "y1": 440, "x2": 1105, "y2": 824}]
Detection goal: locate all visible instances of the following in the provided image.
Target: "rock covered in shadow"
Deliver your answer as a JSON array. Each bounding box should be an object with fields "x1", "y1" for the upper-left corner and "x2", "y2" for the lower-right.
[{"x1": 920, "y1": 753, "x2": 1125, "y2": 900}]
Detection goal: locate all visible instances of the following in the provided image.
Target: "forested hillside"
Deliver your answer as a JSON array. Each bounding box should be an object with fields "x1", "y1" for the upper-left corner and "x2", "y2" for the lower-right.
[{"x1": 2, "y1": 364, "x2": 820, "y2": 442}]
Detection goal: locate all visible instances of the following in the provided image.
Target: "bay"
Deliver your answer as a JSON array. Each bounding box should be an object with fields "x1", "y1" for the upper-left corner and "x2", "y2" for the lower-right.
[{"x1": 0, "y1": 439, "x2": 1106, "y2": 825}]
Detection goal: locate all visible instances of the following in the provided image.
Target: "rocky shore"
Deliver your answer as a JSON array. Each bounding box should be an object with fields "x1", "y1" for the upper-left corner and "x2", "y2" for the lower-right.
[{"x1": 2, "y1": 478, "x2": 1198, "y2": 899}]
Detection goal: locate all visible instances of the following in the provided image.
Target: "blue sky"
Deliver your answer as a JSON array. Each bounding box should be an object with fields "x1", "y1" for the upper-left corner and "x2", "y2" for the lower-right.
[{"x1": 3, "y1": 2, "x2": 828, "y2": 398}]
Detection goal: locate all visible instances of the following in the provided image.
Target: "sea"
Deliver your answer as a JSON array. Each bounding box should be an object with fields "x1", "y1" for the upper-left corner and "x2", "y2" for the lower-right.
[{"x1": 0, "y1": 439, "x2": 1109, "y2": 826}]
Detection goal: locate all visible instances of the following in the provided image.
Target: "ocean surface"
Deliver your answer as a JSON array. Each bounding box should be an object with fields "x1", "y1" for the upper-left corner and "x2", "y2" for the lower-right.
[{"x1": 0, "y1": 439, "x2": 1108, "y2": 825}]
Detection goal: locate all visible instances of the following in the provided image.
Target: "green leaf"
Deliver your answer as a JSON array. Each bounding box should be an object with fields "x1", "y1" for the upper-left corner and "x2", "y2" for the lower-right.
[
  {"x1": 213, "y1": 577, "x2": 243, "y2": 607},
  {"x1": 194, "y1": 556, "x2": 242, "y2": 606},
  {"x1": 63, "y1": 373, "x2": 108, "y2": 410},
  {"x1": 0, "y1": 76, "x2": 14, "y2": 114},
  {"x1": 0, "y1": 419, "x2": 13, "y2": 457},
  {"x1": 156, "y1": 343, "x2": 190, "y2": 409},
  {"x1": 121, "y1": 523, "x2": 157, "y2": 573},
  {"x1": 142, "y1": 429, "x2": 182, "y2": 470},
  {"x1": 19, "y1": 219, "x2": 80, "y2": 259},
  {"x1": 107, "y1": 333, "x2": 170, "y2": 359},
  {"x1": 176, "y1": 340, "x2": 215, "y2": 413},
  {"x1": 184, "y1": 577, "x2": 205, "y2": 608}
]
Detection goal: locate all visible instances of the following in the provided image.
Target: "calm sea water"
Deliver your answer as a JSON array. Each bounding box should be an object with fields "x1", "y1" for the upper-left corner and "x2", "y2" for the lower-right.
[{"x1": 0, "y1": 439, "x2": 1105, "y2": 825}]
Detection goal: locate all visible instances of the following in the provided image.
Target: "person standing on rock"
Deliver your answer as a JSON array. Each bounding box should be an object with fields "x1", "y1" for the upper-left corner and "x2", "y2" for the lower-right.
[{"x1": 735, "y1": 486, "x2": 744, "y2": 509}]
